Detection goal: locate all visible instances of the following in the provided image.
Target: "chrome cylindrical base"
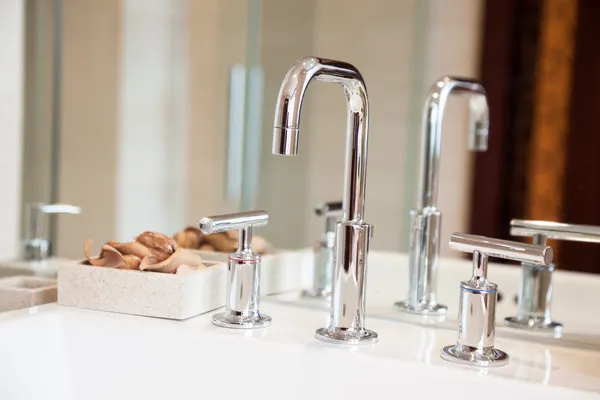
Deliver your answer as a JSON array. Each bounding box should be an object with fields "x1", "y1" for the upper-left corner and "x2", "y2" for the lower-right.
[
  {"x1": 316, "y1": 222, "x2": 377, "y2": 344},
  {"x1": 212, "y1": 252, "x2": 270, "y2": 330},
  {"x1": 505, "y1": 262, "x2": 561, "y2": 335},
  {"x1": 212, "y1": 310, "x2": 272, "y2": 329},
  {"x1": 315, "y1": 327, "x2": 378, "y2": 345},
  {"x1": 441, "y1": 252, "x2": 509, "y2": 367},
  {"x1": 302, "y1": 237, "x2": 334, "y2": 300},
  {"x1": 504, "y1": 316, "x2": 562, "y2": 336},
  {"x1": 441, "y1": 345, "x2": 509, "y2": 367},
  {"x1": 400, "y1": 209, "x2": 444, "y2": 316},
  {"x1": 394, "y1": 300, "x2": 447, "y2": 316}
]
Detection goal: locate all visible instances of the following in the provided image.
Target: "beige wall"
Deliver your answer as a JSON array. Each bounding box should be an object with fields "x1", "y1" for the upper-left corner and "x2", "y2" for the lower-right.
[
  {"x1": 421, "y1": 0, "x2": 484, "y2": 256},
  {"x1": 55, "y1": 0, "x2": 248, "y2": 258},
  {"x1": 256, "y1": 0, "x2": 316, "y2": 247},
  {"x1": 0, "y1": 0, "x2": 24, "y2": 259},
  {"x1": 56, "y1": 0, "x2": 121, "y2": 258},
  {"x1": 305, "y1": 0, "x2": 417, "y2": 251}
]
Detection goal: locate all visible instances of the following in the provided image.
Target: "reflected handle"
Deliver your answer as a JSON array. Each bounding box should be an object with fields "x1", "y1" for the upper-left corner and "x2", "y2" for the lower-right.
[
  {"x1": 39, "y1": 204, "x2": 81, "y2": 214},
  {"x1": 315, "y1": 201, "x2": 343, "y2": 235},
  {"x1": 314, "y1": 201, "x2": 343, "y2": 217},
  {"x1": 510, "y1": 219, "x2": 600, "y2": 244},
  {"x1": 449, "y1": 232, "x2": 553, "y2": 265},
  {"x1": 24, "y1": 202, "x2": 81, "y2": 261},
  {"x1": 26, "y1": 202, "x2": 81, "y2": 241}
]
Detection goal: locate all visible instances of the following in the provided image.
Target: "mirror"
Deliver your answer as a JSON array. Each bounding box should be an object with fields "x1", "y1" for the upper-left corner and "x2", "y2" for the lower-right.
[
  {"x1": 4, "y1": 0, "x2": 597, "y2": 275},
  {"x1": 18, "y1": 0, "x2": 487, "y2": 264}
]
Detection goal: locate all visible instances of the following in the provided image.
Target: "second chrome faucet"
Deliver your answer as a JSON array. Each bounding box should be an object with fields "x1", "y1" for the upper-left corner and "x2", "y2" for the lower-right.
[
  {"x1": 273, "y1": 57, "x2": 377, "y2": 344},
  {"x1": 396, "y1": 77, "x2": 490, "y2": 316}
]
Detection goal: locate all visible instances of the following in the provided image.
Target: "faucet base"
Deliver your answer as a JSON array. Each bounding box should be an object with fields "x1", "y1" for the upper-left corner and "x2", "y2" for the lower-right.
[
  {"x1": 315, "y1": 327, "x2": 378, "y2": 345},
  {"x1": 504, "y1": 316, "x2": 562, "y2": 336},
  {"x1": 441, "y1": 344, "x2": 509, "y2": 368},
  {"x1": 212, "y1": 311, "x2": 272, "y2": 329},
  {"x1": 301, "y1": 288, "x2": 331, "y2": 300},
  {"x1": 394, "y1": 300, "x2": 447, "y2": 316}
]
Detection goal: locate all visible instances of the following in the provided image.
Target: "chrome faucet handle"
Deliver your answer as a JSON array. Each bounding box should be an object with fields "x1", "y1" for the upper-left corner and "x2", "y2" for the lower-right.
[
  {"x1": 506, "y1": 219, "x2": 600, "y2": 335},
  {"x1": 510, "y1": 219, "x2": 600, "y2": 244},
  {"x1": 23, "y1": 202, "x2": 82, "y2": 261},
  {"x1": 441, "y1": 233, "x2": 553, "y2": 367},
  {"x1": 199, "y1": 210, "x2": 271, "y2": 329},
  {"x1": 302, "y1": 201, "x2": 343, "y2": 300}
]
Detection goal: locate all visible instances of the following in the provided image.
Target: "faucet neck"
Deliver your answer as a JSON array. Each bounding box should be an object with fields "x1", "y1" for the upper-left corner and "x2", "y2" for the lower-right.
[
  {"x1": 272, "y1": 57, "x2": 370, "y2": 223},
  {"x1": 341, "y1": 80, "x2": 369, "y2": 223},
  {"x1": 416, "y1": 77, "x2": 489, "y2": 210}
]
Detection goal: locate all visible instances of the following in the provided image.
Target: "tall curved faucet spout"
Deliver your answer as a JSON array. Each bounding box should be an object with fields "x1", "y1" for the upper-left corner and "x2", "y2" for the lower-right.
[
  {"x1": 418, "y1": 77, "x2": 489, "y2": 210},
  {"x1": 272, "y1": 57, "x2": 369, "y2": 223},
  {"x1": 397, "y1": 76, "x2": 490, "y2": 317},
  {"x1": 272, "y1": 57, "x2": 377, "y2": 344}
]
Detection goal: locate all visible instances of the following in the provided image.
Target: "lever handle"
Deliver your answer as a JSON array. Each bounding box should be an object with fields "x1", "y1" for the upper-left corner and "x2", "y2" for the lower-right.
[
  {"x1": 27, "y1": 202, "x2": 82, "y2": 239},
  {"x1": 314, "y1": 201, "x2": 343, "y2": 217},
  {"x1": 449, "y1": 232, "x2": 553, "y2": 266},
  {"x1": 199, "y1": 211, "x2": 268, "y2": 255},
  {"x1": 441, "y1": 232, "x2": 554, "y2": 368},
  {"x1": 314, "y1": 201, "x2": 342, "y2": 236},
  {"x1": 510, "y1": 219, "x2": 600, "y2": 245},
  {"x1": 199, "y1": 210, "x2": 271, "y2": 329},
  {"x1": 199, "y1": 210, "x2": 268, "y2": 234},
  {"x1": 38, "y1": 204, "x2": 81, "y2": 215}
]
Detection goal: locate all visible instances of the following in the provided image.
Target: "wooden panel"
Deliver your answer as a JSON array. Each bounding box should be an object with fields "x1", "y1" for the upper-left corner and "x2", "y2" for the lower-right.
[{"x1": 562, "y1": 0, "x2": 600, "y2": 273}]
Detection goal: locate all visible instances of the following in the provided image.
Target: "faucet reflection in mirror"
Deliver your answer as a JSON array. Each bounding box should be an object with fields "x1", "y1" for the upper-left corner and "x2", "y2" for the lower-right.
[
  {"x1": 272, "y1": 57, "x2": 377, "y2": 344},
  {"x1": 397, "y1": 77, "x2": 490, "y2": 316},
  {"x1": 506, "y1": 219, "x2": 600, "y2": 336},
  {"x1": 302, "y1": 201, "x2": 342, "y2": 300},
  {"x1": 24, "y1": 203, "x2": 82, "y2": 261}
]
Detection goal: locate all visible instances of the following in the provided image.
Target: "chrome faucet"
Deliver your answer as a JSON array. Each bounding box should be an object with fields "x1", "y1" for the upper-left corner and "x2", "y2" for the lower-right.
[
  {"x1": 396, "y1": 77, "x2": 489, "y2": 316},
  {"x1": 506, "y1": 219, "x2": 600, "y2": 335},
  {"x1": 273, "y1": 57, "x2": 377, "y2": 344}
]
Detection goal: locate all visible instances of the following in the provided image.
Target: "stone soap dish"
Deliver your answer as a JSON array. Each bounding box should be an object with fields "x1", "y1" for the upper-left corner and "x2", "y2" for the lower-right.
[
  {"x1": 57, "y1": 261, "x2": 226, "y2": 320},
  {"x1": 0, "y1": 276, "x2": 58, "y2": 312}
]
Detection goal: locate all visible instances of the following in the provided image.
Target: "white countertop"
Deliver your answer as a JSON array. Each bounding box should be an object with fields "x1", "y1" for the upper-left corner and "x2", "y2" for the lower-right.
[
  {"x1": 2, "y1": 250, "x2": 600, "y2": 399},
  {"x1": 1, "y1": 298, "x2": 600, "y2": 400}
]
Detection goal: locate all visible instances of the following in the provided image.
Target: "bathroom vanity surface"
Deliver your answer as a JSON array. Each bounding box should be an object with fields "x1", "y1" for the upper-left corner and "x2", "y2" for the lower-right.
[
  {"x1": 1, "y1": 298, "x2": 599, "y2": 400},
  {"x1": 2, "y1": 250, "x2": 600, "y2": 399}
]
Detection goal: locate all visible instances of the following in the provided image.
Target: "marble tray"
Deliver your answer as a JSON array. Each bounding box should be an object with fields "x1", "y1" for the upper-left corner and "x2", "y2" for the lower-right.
[
  {"x1": 0, "y1": 276, "x2": 57, "y2": 312},
  {"x1": 57, "y1": 261, "x2": 226, "y2": 320},
  {"x1": 57, "y1": 249, "x2": 314, "y2": 320}
]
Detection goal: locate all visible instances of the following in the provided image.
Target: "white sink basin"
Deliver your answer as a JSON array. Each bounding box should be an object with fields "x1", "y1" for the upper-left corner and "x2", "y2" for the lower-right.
[
  {"x1": 0, "y1": 301, "x2": 598, "y2": 399},
  {"x1": 1, "y1": 249, "x2": 599, "y2": 398}
]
